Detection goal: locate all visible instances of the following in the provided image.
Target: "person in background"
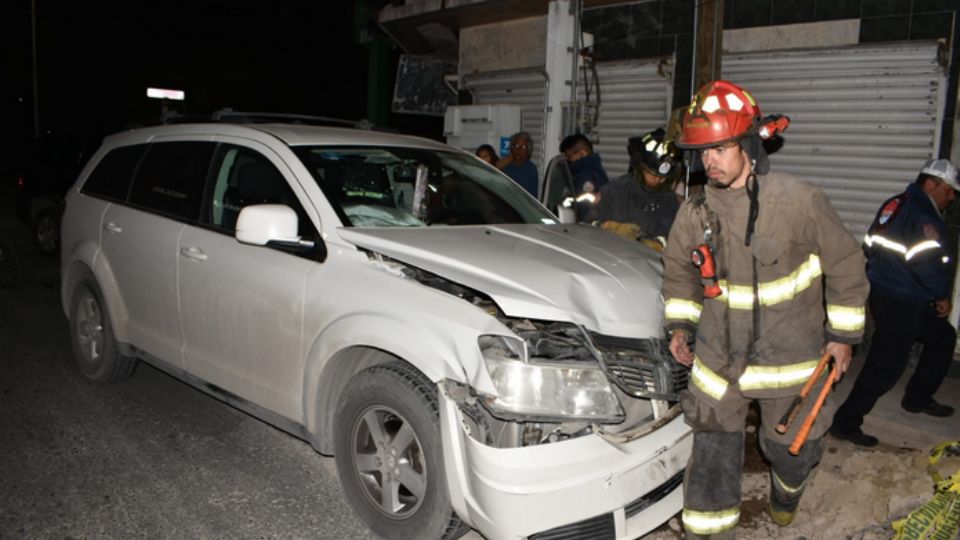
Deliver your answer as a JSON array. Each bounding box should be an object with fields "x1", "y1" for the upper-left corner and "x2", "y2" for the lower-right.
[
  {"x1": 497, "y1": 132, "x2": 539, "y2": 197},
  {"x1": 594, "y1": 127, "x2": 681, "y2": 248},
  {"x1": 830, "y1": 158, "x2": 958, "y2": 447},
  {"x1": 559, "y1": 133, "x2": 608, "y2": 221},
  {"x1": 475, "y1": 144, "x2": 498, "y2": 166}
]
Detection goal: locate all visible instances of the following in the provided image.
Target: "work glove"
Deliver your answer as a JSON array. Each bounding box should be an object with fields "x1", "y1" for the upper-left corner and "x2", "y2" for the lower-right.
[
  {"x1": 639, "y1": 237, "x2": 665, "y2": 252},
  {"x1": 601, "y1": 221, "x2": 642, "y2": 241}
]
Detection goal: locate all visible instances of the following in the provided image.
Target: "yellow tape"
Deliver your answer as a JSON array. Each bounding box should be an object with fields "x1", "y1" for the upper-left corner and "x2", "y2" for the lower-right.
[{"x1": 891, "y1": 440, "x2": 960, "y2": 539}]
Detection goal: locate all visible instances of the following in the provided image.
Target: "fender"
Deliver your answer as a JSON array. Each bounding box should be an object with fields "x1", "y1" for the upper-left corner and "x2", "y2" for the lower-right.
[
  {"x1": 301, "y1": 307, "x2": 503, "y2": 454},
  {"x1": 61, "y1": 239, "x2": 132, "y2": 345}
]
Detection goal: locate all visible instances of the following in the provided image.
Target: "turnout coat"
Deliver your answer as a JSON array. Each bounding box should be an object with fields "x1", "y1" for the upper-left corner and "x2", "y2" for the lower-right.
[{"x1": 661, "y1": 171, "x2": 869, "y2": 426}]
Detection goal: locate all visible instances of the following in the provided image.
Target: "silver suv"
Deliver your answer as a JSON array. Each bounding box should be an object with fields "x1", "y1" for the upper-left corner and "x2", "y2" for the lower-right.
[{"x1": 61, "y1": 120, "x2": 692, "y2": 540}]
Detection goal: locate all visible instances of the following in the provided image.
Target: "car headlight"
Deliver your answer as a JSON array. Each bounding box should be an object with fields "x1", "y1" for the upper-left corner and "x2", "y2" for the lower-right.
[{"x1": 478, "y1": 335, "x2": 625, "y2": 422}]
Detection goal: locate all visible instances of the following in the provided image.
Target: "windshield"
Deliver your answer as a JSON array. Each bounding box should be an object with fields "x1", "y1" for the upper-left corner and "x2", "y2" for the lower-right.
[{"x1": 292, "y1": 146, "x2": 557, "y2": 227}]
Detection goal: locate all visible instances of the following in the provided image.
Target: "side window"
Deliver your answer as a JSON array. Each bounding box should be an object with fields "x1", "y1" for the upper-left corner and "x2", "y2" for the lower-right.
[
  {"x1": 204, "y1": 144, "x2": 315, "y2": 236},
  {"x1": 81, "y1": 144, "x2": 148, "y2": 201},
  {"x1": 129, "y1": 142, "x2": 214, "y2": 221}
]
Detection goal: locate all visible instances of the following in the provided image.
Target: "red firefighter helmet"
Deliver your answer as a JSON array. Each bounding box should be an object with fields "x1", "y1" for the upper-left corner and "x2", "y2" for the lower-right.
[{"x1": 676, "y1": 80, "x2": 762, "y2": 149}]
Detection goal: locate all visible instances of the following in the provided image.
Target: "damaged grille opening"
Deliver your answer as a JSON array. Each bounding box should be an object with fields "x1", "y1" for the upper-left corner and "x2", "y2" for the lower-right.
[
  {"x1": 593, "y1": 335, "x2": 690, "y2": 402},
  {"x1": 371, "y1": 252, "x2": 688, "y2": 448}
]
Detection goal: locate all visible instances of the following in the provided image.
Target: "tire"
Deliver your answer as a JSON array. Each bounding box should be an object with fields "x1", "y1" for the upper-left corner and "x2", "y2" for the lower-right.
[
  {"x1": 334, "y1": 361, "x2": 470, "y2": 540},
  {"x1": 34, "y1": 208, "x2": 60, "y2": 257},
  {"x1": 69, "y1": 274, "x2": 136, "y2": 383},
  {"x1": 0, "y1": 235, "x2": 21, "y2": 288}
]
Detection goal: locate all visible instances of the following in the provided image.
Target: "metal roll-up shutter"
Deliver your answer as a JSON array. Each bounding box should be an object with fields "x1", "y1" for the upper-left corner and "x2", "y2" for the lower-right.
[
  {"x1": 464, "y1": 69, "x2": 547, "y2": 171},
  {"x1": 581, "y1": 58, "x2": 674, "y2": 177},
  {"x1": 724, "y1": 43, "x2": 948, "y2": 237}
]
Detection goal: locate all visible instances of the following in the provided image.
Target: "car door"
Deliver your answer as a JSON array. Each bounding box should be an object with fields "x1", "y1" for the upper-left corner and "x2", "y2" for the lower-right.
[
  {"x1": 177, "y1": 141, "x2": 317, "y2": 420},
  {"x1": 540, "y1": 154, "x2": 576, "y2": 222},
  {"x1": 99, "y1": 141, "x2": 214, "y2": 366}
]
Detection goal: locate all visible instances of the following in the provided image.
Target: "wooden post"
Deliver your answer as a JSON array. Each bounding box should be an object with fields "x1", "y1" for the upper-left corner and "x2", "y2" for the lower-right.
[{"x1": 694, "y1": 0, "x2": 724, "y2": 92}]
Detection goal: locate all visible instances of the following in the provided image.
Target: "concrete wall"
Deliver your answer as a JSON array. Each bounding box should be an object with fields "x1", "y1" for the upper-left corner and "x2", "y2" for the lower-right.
[
  {"x1": 723, "y1": 19, "x2": 859, "y2": 53},
  {"x1": 459, "y1": 16, "x2": 547, "y2": 74}
]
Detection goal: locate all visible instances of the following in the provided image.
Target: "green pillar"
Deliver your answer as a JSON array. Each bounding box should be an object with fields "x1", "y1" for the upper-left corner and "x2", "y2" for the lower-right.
[
  {"x1": 366, "y1": 37, "x2": 391, "y2": 126},
  {"x1": 354, "y1": 0, "x2": 391, "y2": 126}
]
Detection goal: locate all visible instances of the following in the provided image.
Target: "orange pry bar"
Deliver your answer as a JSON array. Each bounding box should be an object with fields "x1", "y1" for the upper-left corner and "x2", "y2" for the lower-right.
[
  {"x1": 775, "y1": 352, "x2": 832, "y2": 434},
  {"x1": 788, "y1": 358, "x2": 838, "y2": 456}
]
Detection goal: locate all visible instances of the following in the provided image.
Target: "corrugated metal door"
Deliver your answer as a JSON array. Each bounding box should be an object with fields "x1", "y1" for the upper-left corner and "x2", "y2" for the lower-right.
[
  {"x1": 464, "y1": 69, "x2": 548, "y2": 171},
  {"x1": 723, "y1": 43, "x2": 948, "y2": 237},
  {"x1": 464, "y1": 58, "x2": 674, "y2": 179},
  {"x1": 581, "y1": 58, "x2": 674, "y2": 178}
]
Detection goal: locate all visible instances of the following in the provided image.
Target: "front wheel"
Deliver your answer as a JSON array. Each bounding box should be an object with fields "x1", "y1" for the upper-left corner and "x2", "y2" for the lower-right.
[{"x1": 334, "y1": 361, "x2": 469, "y2": 540}]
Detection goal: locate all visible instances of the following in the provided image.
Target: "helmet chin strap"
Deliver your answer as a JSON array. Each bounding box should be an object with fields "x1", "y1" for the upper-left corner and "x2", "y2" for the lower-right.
[{"x1": 745, "y1": 170, "x2": 760, "y2": 246}]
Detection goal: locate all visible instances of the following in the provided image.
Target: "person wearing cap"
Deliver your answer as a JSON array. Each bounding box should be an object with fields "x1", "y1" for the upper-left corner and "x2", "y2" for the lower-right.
[
  {"x1": 593, "y1": 127, "x2": 682, "y2": 248},
  {"x1": 831, "y1": 158, "x2": 958, "y2": 448},
  {"x1": 661, "y1": 80, "x2": 869, "y2": 537}
]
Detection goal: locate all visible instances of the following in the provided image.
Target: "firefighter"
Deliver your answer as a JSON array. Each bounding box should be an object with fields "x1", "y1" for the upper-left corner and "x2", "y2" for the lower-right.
[
  {"x1": 831, "y1": 159, "x2": 957, "y2": 448},
  {"x1": 594, "y1": 127, "x2": 682, "y2": 247},
  {"x1": 661, "y1": 80, "x2": 869, "y2": 537}
]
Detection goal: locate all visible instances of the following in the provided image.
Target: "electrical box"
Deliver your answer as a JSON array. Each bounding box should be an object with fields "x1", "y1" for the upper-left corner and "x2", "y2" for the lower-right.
[{"x1": 443, "y1": 104, "x2": 521, "y2": 157}]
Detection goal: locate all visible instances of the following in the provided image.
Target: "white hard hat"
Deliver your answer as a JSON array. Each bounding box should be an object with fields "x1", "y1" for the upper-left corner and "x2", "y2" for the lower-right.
[{"x1": 920, "y1": 159, "x2": 958, "y2": 186}]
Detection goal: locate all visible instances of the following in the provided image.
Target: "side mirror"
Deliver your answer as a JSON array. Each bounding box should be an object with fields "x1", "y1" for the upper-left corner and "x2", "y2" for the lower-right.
[{"x1": 236, "y1": 204, "x2": 302, "y2": 246}]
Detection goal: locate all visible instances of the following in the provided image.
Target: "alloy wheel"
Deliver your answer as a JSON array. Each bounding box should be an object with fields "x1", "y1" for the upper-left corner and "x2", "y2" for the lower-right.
[
  {"x1": 352, "y1": 405, "x2": 427, "y2": 519},
  {"x1": 75, "y1": 290, "x2": 104, "y2": 363}
]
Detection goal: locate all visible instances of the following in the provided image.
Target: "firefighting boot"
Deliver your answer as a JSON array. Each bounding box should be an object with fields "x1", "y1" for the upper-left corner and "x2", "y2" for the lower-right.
[
  {"x1": 760, "y1": 435, "x2": 821, "y2": 528},
  {"x1": 768, "y1": 470, "x2": 803, "y2": 526}
]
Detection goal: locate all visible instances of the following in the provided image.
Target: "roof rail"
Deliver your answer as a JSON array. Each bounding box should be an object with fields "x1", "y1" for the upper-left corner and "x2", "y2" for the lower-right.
[
  {"x1": 146, "y1": 109, "x2": 375, "y2": 130},
  {"x1": 211, "y1": 109, "x2": 375, "y2": 129}
]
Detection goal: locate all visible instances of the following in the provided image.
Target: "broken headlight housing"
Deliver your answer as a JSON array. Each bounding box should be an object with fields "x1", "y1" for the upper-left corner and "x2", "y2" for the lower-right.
[{"x1": 478, "y1": 333, "x2": 625, "y2": 423}]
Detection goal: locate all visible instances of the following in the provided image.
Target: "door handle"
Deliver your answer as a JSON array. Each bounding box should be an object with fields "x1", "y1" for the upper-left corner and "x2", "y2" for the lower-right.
[
  {"x1": 103, "y1": 222, "x2": 122, "y2": 234},
  {"x1": 180, "y1": 246, "x2": 208, "y2": 261}
]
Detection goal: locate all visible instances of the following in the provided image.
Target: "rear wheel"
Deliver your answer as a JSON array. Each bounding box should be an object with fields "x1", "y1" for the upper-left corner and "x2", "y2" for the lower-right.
[
  {"x1": 69, "y1": 274, "x2": 136, "y2": 382},
  {"x1": 334, "y1": 361, "x2": 469, "y2": 540},
  {"x1": 35, "y1": 208, "x2": 60, "y2": 256}
]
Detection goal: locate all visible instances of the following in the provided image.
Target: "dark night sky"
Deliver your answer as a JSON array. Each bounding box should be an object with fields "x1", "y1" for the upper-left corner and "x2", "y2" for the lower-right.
[{"x1": 1, "y1": 0, "x2": 437, "y2": 162}]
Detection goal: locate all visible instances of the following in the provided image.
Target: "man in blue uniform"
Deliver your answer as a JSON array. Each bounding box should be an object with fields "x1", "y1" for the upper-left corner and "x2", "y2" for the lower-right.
[
  {"x1": 831, "y1": 158, "x2": 958, "y2": 447},
  {"x1": 559, "y1": 133, "x2": 608, "y2": 220}
]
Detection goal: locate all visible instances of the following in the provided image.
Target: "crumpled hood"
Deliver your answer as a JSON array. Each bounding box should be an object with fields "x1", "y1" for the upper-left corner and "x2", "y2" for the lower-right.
[{"x1": 337, "y1": 224, "x2": 665, "y2": 338}]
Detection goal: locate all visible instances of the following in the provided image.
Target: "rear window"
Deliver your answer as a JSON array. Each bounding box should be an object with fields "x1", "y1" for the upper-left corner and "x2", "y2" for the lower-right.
[
  {"x1": 128, "y1": 142, "x2": 215, "y2": 221},
  {"x1": 81, "y1": 144, "x2": 147, "y2": 201}
]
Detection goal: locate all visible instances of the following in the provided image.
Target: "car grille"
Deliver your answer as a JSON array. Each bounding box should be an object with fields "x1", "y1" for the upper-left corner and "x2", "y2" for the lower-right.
[
  {"x1": 529, "y1": 512, "x2": 615, "y2": 540},
  {"x1": 528, "y1": 470, "x2": 685, "y2": 539},
  {"x1": 594, "y1": 335, "x2": 689, "y2": 401},
  {"x1": 625, "y1": 469, "x2": 684, "y2": 518}
]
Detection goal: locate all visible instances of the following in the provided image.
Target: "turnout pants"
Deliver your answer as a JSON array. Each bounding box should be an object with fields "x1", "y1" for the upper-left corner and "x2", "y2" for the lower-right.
[
  {"x1": 833, "y1": 289, "x2": 956, "y2": 432},
  {"x1": 680, "y1": 378, "x2": 835, "y2": 539}
]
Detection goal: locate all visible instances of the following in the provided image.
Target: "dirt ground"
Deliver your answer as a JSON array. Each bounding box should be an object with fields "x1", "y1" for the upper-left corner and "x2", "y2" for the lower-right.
[{"x1": 644, "y1": 406, "x2": 958, "y2": 540}]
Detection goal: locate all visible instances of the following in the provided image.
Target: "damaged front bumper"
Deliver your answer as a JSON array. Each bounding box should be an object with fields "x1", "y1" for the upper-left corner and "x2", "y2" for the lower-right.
[{"x1": 439, "y1": 383, "x2": 693, "y2": 540}]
